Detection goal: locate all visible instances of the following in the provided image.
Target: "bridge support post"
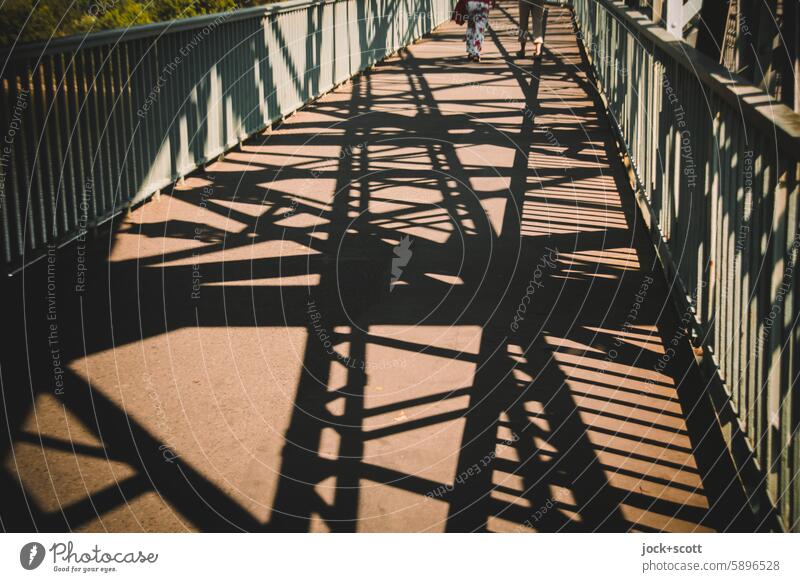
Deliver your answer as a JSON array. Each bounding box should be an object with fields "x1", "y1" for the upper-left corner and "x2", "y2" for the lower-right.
[{"x1": 665, "y1": 0, "x2": 683, "y2": 38}]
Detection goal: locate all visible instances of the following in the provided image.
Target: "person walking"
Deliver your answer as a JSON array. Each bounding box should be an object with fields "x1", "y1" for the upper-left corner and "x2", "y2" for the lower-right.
[
  {"x1": 464, "y1": 0, "x2": 494, "y2": 62},
  {"x1": 518, "y1": 0, "x2": 544, "y2": 59}
]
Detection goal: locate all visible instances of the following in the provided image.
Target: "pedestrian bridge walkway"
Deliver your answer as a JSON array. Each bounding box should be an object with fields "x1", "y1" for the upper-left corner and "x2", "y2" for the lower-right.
[{"x1": 2, "y1": 2, "x2": 791, "y2": 532}]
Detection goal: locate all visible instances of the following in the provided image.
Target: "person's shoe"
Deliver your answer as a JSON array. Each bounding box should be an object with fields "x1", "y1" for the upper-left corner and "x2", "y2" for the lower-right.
[
  {"x1": 533, "y1": 41, "x2": 543, "y2": 59},
  {"x1": 516, "y1": 49, "x2": 525, "y2": 58}
]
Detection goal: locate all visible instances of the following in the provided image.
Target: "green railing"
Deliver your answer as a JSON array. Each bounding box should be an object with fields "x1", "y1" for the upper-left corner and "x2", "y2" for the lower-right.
[
  {"x1": 0, "y1": 0, "x2": 453, "y2": 271},
  {"x1": 573, "y1": 0, "x2": 800, "y2": 530}
]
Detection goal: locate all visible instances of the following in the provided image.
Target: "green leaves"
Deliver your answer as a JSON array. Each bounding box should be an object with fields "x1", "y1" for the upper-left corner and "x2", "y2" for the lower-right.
[{"x1": 0, "y1": 0, "x2": 277, "y2": 45}]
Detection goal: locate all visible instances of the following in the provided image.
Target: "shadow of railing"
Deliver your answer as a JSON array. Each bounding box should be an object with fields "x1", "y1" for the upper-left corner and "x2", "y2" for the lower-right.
[
  {"x1": 573, "y1": 0, "x2": 800, "y2": 532},
  {"x1": 0, "y1": 1, "x2": 757, "y2": 533},
  {"x1": 0, "y1": 0, "x2": 451, "y2": 273}
]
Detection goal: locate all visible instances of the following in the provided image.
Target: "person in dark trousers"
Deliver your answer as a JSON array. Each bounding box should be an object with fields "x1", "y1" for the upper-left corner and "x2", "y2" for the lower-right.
[{"x1": 518, "y1": 0, "x2": 544, "y2": 59}]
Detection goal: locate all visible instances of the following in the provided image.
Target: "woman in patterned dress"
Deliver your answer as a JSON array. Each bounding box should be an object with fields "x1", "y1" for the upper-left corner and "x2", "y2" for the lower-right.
[{"x1": 465, "y1": 0, "x2": 494, "y2": 62}]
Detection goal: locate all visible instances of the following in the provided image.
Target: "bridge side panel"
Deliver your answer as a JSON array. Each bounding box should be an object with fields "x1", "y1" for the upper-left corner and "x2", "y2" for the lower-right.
[
  {"x1": 573, "y1": 0, "x2": 799, "y2": 531},
  {"x1": 0, "y1": 0, "x2": 455, "y2": 272}
]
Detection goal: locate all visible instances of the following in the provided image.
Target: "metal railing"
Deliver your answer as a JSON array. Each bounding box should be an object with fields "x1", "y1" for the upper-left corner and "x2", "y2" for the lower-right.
[
  {"x1": 0, "y1": 0, "x2": 453, "y2": 271},
  {"x1": 572, "y1": 0, "x2": 800, "y2": 530}
]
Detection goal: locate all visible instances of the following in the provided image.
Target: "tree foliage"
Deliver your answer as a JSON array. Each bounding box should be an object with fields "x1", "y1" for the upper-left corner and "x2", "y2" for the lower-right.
[{"x1": 1, "y1": 0, "x2": 276, "y2": 46}]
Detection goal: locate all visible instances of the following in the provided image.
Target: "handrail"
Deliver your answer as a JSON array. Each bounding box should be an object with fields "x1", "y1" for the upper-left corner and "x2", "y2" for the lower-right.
[
  {"x1": 584, "y1": 0, "x2": 800, "y2": 150},
  {"x1": 573, "y1": 0, "x2": 800, "y2": 531},
  {"x1": 0, "y1": 0, "x2": 455, "y2": 271},
  {"x1": 0, "y1": 1, "x2": 355, "y2": 60}
]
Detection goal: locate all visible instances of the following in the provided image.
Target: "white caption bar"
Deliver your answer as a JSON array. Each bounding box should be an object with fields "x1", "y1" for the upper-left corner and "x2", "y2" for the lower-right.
[{"x1": 1, "y1": 534, "x2": 798, "y2": 581}]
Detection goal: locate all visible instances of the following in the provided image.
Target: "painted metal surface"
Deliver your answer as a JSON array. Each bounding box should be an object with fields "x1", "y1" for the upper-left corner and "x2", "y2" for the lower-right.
[
  {"x1": 573, "y1": 0, "x2": 799, "y2": 531},
  {"x1": 0, "y1": 0, "x2": 453, "y2": 270}
]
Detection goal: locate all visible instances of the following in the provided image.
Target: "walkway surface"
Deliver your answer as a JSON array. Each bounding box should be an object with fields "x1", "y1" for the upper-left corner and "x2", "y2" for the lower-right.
[{"x1": 2, "y1": 3, "x2": 755, "y2": 532}]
